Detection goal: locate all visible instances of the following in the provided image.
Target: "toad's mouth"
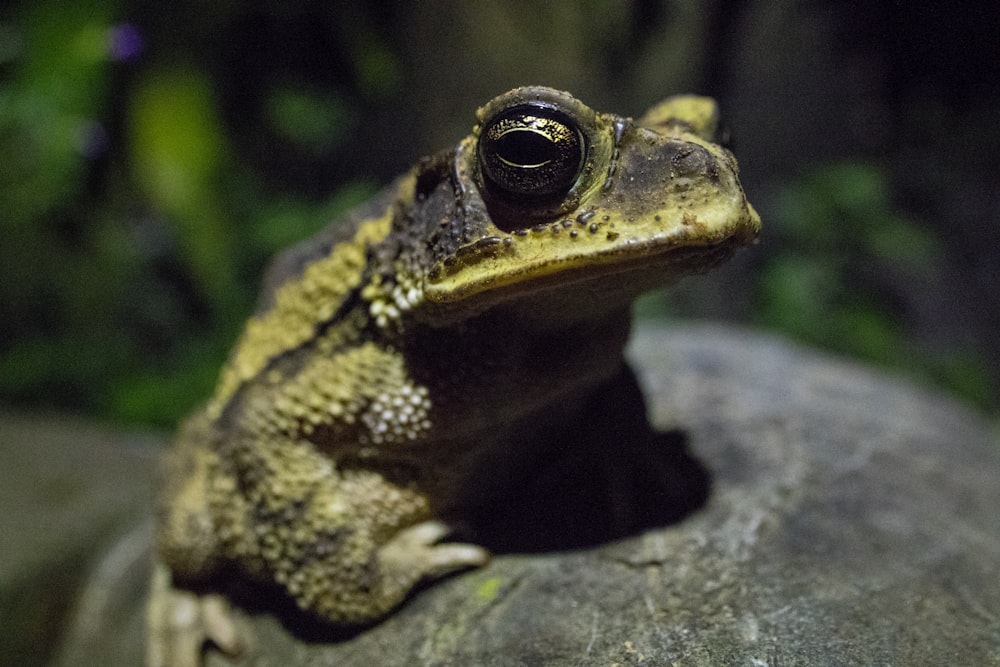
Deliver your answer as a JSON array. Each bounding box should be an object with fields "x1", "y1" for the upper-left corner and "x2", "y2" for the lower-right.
[{"x1": 422, "y1": 200, "x2": 759, "y2": 311}]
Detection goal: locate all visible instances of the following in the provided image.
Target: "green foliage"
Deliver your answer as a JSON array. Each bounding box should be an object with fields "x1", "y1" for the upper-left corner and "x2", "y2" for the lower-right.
[
  {"x1": 756, "y1": 162, "x2": 995, "y2": 410},
  {"x1": 1, "y1": 1, "x2": 127, "y2": 410},
  {"x1": 128, "y1": 67, "x2": 237, "y2": 308},
  {"x1": 266, "y1": 86, "x2": 355, "y2": 156},
  {"x1": 1, "y1": 0, "x2": 115, "y2": 225},
  {"x1": 0, "y1": 0, "x2": 379, "y2": 427}
]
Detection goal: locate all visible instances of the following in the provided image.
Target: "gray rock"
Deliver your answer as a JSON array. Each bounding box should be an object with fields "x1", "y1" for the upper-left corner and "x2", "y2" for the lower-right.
[
  {"x1": 0, "y1": 412, "x2": 159, "y2": 666},
  {"x1": 54, "y1": 324, "x2": 1000, "y2": 666}
]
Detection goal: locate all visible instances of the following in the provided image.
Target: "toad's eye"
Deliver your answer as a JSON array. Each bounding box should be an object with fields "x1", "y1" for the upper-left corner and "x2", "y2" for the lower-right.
[{"x1": 478, "y1": 103, "x2": 586, "y2": 200}]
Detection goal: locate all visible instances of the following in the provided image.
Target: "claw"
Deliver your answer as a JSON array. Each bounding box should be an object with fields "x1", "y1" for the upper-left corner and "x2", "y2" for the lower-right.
[
  {"x1": 380, "y1": 520, "x2": 490, "y2": 579},
  {"x1": 146, "y1": 562, "x2": 243, "y2": 667}
]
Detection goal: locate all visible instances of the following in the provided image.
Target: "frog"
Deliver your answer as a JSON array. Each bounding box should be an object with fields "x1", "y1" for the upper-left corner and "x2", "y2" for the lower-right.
[{"x1": 146, "y1": 85, "x2": 760, "y2": 666}]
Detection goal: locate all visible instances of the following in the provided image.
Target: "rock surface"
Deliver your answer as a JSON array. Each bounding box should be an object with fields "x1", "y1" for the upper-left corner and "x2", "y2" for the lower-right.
[
  {"x1": 41, "y1": 324, "x2": 1000, "y2": 666},
  {"x1": 0, "y1": 412, "x2": 159, "y2": 667}
]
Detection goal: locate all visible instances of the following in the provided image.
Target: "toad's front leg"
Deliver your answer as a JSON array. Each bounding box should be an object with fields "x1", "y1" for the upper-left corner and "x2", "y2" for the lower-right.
[
  {"x1": 250, "y1": 462, "x2": 490, "y2": 623},
  {"x1": 146, "y1": 518, "x2": 487, "y2": 667},
  {"x1": 150, "y1": 431, "x2": 489, "y2": 666}
]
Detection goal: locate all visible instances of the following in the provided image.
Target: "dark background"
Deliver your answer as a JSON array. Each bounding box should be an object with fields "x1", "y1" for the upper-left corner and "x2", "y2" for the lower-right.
[{"x1": 2, "y1": 0, "x2": 998, "y2": 427}]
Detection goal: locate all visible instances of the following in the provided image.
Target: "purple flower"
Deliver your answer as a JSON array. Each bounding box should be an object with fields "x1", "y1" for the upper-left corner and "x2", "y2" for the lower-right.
[{"x1": 108, "y1": 23, "x2": 143, "y2": 62}]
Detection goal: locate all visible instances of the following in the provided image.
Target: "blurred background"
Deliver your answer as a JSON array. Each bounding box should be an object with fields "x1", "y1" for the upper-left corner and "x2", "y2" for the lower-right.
[{"x1": 2, "y1": 0, "x2": 998, "y2": 427}]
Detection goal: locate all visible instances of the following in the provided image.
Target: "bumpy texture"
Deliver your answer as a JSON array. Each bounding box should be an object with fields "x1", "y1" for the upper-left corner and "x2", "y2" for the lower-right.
[{"x1": 149, "y1": 86, "x2": 760, "y2": 666}]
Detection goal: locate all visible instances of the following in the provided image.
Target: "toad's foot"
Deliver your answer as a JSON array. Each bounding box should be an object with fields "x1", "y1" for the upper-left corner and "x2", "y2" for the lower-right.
[
  {"x1": 146, "y1": 561, "x2": 242, "y2": 667},
  {"x1": 329, "y1": 519, "x2": 490, "y2": 620},
  {"x1": 380, "y1": 520, "x2": 490, "y2": 578}
]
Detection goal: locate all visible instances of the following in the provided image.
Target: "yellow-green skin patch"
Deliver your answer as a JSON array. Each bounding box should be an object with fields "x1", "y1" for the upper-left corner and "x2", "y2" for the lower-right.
[{"x1": 208, "y1": 208, "x2": 396, "y2": 417}]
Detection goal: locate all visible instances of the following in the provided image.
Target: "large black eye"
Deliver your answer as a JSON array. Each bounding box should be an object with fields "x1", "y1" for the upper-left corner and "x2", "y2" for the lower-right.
[{"x1": 478, "y1": 102, "x2": 586, "y2": 199}]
